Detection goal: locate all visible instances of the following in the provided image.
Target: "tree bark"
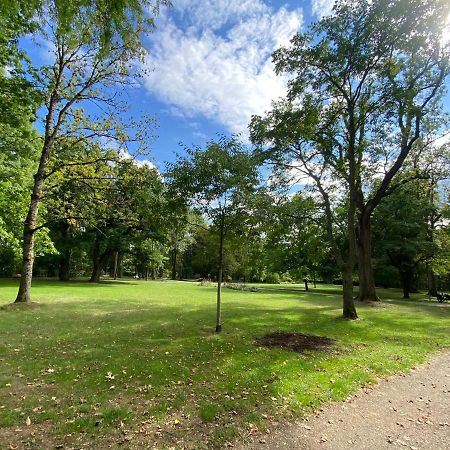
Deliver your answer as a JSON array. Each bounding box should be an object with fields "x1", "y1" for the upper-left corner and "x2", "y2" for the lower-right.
[
  {"x1": 342, "y1": 264, "x2": 358, "y2": 319},
  {"x1": 400, "y1": 270, "x2": 412, "y2": 299},
  {"x1": 357, "y1": 213, "x2": 380, "y2": 302},
  {"x1": 427, "y1": 264, "x2": 438, "y2": 297},
  {"x1": 215, "y1": 218, "x2": 225, "y2": 333},
  {"x1": 58, "y1": 251, "x2": 71, "y2": 282},
  {"x1": 343, "y1": 106, "x2": 358, "y2": 319},
  {"x1": 58, "y1": 220, "x2": 71, "y2": 281},
  {"x1": 14, "y1": 48, "x2": 67, "y2": 303},
  {"x1": 113, "y1": 251, "x2": 118, "y2": 280},
  {"x1": 90, "y1": 235, "x2": 102, "y2": 282},
  {"x1": 15, "y1": 221, "x2": 36, "y2": 303},
  {"x1": 15, "y1": 139, "x2": 52, "y2": 302},
  {"x1": 171, "y1": 247, "x2": 177, "y2": 280}
]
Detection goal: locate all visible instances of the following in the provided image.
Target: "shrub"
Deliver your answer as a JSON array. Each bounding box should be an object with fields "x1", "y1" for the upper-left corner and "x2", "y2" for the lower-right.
[{"x1": 264, "y1": 273, "x2": 281, "y2": 284}]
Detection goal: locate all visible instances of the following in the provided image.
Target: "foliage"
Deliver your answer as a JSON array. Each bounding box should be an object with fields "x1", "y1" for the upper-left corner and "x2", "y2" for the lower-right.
[
  {"x1": 372, "y1": 179, "x2": 437, "y2": 297},
  {"x1": 167, "y1": 135, "x2": 260, "y2": 226},
  {"x1": 250, "y1": 0, "x2": 450, "y2": 313}
]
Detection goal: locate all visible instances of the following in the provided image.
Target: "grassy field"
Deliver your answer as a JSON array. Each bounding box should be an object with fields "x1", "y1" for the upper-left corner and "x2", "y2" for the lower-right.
[{"x1": 0, "y1": 280, "x2": 449, "y2": 449}]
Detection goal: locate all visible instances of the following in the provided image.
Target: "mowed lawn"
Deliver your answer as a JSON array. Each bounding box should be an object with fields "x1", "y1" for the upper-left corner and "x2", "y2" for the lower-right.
[{"x1": 0, "y1": 280, "x2": 449, "y2": 449}]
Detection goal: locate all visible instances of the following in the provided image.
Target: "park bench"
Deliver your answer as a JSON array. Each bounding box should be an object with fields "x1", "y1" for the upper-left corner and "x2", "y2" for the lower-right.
[{"x1": 436, "y1": 293, "x2": 450, "y2": 303}]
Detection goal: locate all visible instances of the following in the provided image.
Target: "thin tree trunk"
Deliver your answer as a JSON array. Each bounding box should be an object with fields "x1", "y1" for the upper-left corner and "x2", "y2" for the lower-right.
[
  {"x1": 58, "y1": 250, "x2": 71, "y2": 281},
  {"x1": 15, "y1": 222, "x2": 36, "y2": 303},
  {"x1": 215, "y1": 220, "x2": 225, "y2": 333},
  {"x1": 15, "y1": 140, "x2": 52, "y2": 302},
  {"x1": 14, "y1": 46, "x2": 68, "y2": 303},
  {"x1": 117, "y1": 253, "x2": 123, "y2": 278},
  {"x1": 58, "y1": 220, "x2": 71, "y2": 281},
  {"x1": 171, "y1": 247, "x2": 177, "y2": 280},
  {"x1": 357, "y1": 214, "x2": 380, "y2": 302},
  {"x1": 427, "y1": 264, "x2": 438, "y2": 297},
  {"x1": 113, "y1": 251, "x2": 118, "y2": 280},
  {"x1": 90, "y1": 235, "x2": 102, "y2": 282}
]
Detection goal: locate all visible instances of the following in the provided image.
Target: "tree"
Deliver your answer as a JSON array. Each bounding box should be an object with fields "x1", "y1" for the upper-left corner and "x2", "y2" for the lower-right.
[
  {"x1": 86, "y1": 159, "x2": 165, "y2": 282},
  {"x1": 167, "y1": 136, "x2": 260, "y2": 332},
  {"x1": 372, "y1": 179, "x2": 436, "y2": 298},
  {"x1": 165, "y1": 205, "x2": 204, "y2": 280},
  {"x1": 264, "y1": 193, "x2": 334, "y2": 285},
  {"x1": 13, "y1": 2, "x2": 162, "y2": 303},
  {"x1": 251, "y1": 0, "x2": 450, "y2": 317}
]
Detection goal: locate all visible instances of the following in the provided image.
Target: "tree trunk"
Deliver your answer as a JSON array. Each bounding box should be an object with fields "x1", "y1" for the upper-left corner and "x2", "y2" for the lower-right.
[
  {"x1": 113, "y1": 251, "x2": 119, "y2": 280},
  {"x1": 58, "y1": 220, "x2": 71, "y2": 281},
  {"x1": 14, "y1": 53, "x2": 67, "y2": 303},
  {"x1": 342, "y1": 106, "x2": 358, "y2": 319},
  {"x1": 15, "y1": 141, "x2": 52, "y2": 302},
  {"x1": 90, "y1": 235, "x2": 102, "y2": 282},
  {"x1": 15, "y1": 222, "x2": 36, "y2": 303},
  {"x1": 400, "y1": 270, "x2": 412, "y2": 299},
  {"x1": 215, "y1": 220, "x2": 225, "y2": 333},
  {"x1": 357, "y1": 214, "x2": 380, "y2": 302},
  {"x1": 117, "y1": 253, "x2": 123, "y2": 278},
  {"x1": 342, "y1": 264, "x2": 358, "y2": 319},
  {"x1": 171, "y1": 247, "x2": 177, "y2": 280},
  {"x1": 59, "y1": 251, "x2": 71, "y2": 282},
  {"x1": 427, "y1": 264, "x2": 438, "y2": 297}
]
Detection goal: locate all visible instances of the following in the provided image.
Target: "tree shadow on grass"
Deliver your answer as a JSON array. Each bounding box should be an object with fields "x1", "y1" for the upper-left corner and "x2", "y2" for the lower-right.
[{"x1": 1, "y1": 284, "x2": 450, "y2": 450}]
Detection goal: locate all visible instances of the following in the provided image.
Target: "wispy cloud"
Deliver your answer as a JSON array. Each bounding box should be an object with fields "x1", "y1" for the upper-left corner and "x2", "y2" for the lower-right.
[
  {"x1": 311, "y1": 0, "x2": 335, "y2": 18},
  {"x1": 141, "y1": 0, "x2": 303, "y2": 135}
]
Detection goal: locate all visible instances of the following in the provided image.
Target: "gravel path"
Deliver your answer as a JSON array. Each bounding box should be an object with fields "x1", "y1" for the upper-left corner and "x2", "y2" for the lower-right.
[{"x1": 240, "y1": 350, "x2": 450, "y2": 450}]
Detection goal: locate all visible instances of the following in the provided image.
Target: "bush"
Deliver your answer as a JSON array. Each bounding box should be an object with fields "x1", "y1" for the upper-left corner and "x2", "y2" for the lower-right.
[
  {"x1": 332, "y1": 279, "x2": 359, "y2": 286},
  {"x1": 224, "y1": 283, "x2": 259, "y2": 292},
  {"x1": 264, "y1": 273, "x2": 281, "y2": 284},
  {"x1": 281, "y1": 272, "x2": 293, "y2": 283}
]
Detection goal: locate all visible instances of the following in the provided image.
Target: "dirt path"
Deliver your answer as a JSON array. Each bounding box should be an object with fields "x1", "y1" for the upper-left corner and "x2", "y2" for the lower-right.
[
  {"x1": 257, "y1": 287, "x2": 450, "y2": 308},
  {"x1": 240, "y1": 350, "x2": 450, "y2": 450}
]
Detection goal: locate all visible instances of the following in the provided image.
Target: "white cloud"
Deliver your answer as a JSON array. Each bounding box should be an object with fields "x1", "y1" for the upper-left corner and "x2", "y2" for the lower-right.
[
  {"x1": 443, "y1": 13, "x2": 450, "y2": 45},
  {"x1": 141, "y1": 0, "x2": 303, "y2": 135},
  {"x1": 311, "y1": 0, "x2": 335, "y2": 18},
  {"x1": 118, "y1": 149, "x2": 156, "y2": 170},
  {"x1": 172, "y1": 0, "x2": 269, "y2": 30}
]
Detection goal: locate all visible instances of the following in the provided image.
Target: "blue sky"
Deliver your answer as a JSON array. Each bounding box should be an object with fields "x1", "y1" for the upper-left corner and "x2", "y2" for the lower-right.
[
  {"x1": 24, "y1": 0, "x2": 450, "y2": 171},
  {"x1": 138, "y1": 0, "x2": 317, "y2": 169}
]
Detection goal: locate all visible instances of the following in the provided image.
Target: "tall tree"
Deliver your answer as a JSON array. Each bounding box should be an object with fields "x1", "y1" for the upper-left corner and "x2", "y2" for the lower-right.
[
  {"x1": 251, "y1": 0, "x2": 450, "y2": 317},
  {"x1": 372, "y1": 179, "x2": 437, "y2": 298},
  {"x1": 167, "y1": 136, "x2": 260, "y2": 332},
  {"x1": 13, "y1": 2, "x2": 162, "y2": 303}
]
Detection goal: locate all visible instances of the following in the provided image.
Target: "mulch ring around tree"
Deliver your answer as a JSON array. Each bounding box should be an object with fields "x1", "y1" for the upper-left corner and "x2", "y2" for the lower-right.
[{"x1": 255, "y1": 332, "x2": 335, "y2": 353}]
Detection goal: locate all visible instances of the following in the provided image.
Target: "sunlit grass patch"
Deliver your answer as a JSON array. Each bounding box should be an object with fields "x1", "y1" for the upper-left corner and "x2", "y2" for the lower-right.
[{"x1": 0, "y1": 279, "x2": 449, "y2": 448}]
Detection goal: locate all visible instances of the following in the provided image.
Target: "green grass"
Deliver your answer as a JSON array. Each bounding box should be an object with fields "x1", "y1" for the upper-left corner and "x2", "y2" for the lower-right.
[{"x1": 0, "y1": 279, "x2": 449, "y2": 449}]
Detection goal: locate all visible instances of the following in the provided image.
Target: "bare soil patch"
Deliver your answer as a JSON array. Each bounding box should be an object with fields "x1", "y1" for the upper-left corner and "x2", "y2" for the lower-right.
[{"x1": 255, "y1": 332, "x2": 335, "y2": 353}]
